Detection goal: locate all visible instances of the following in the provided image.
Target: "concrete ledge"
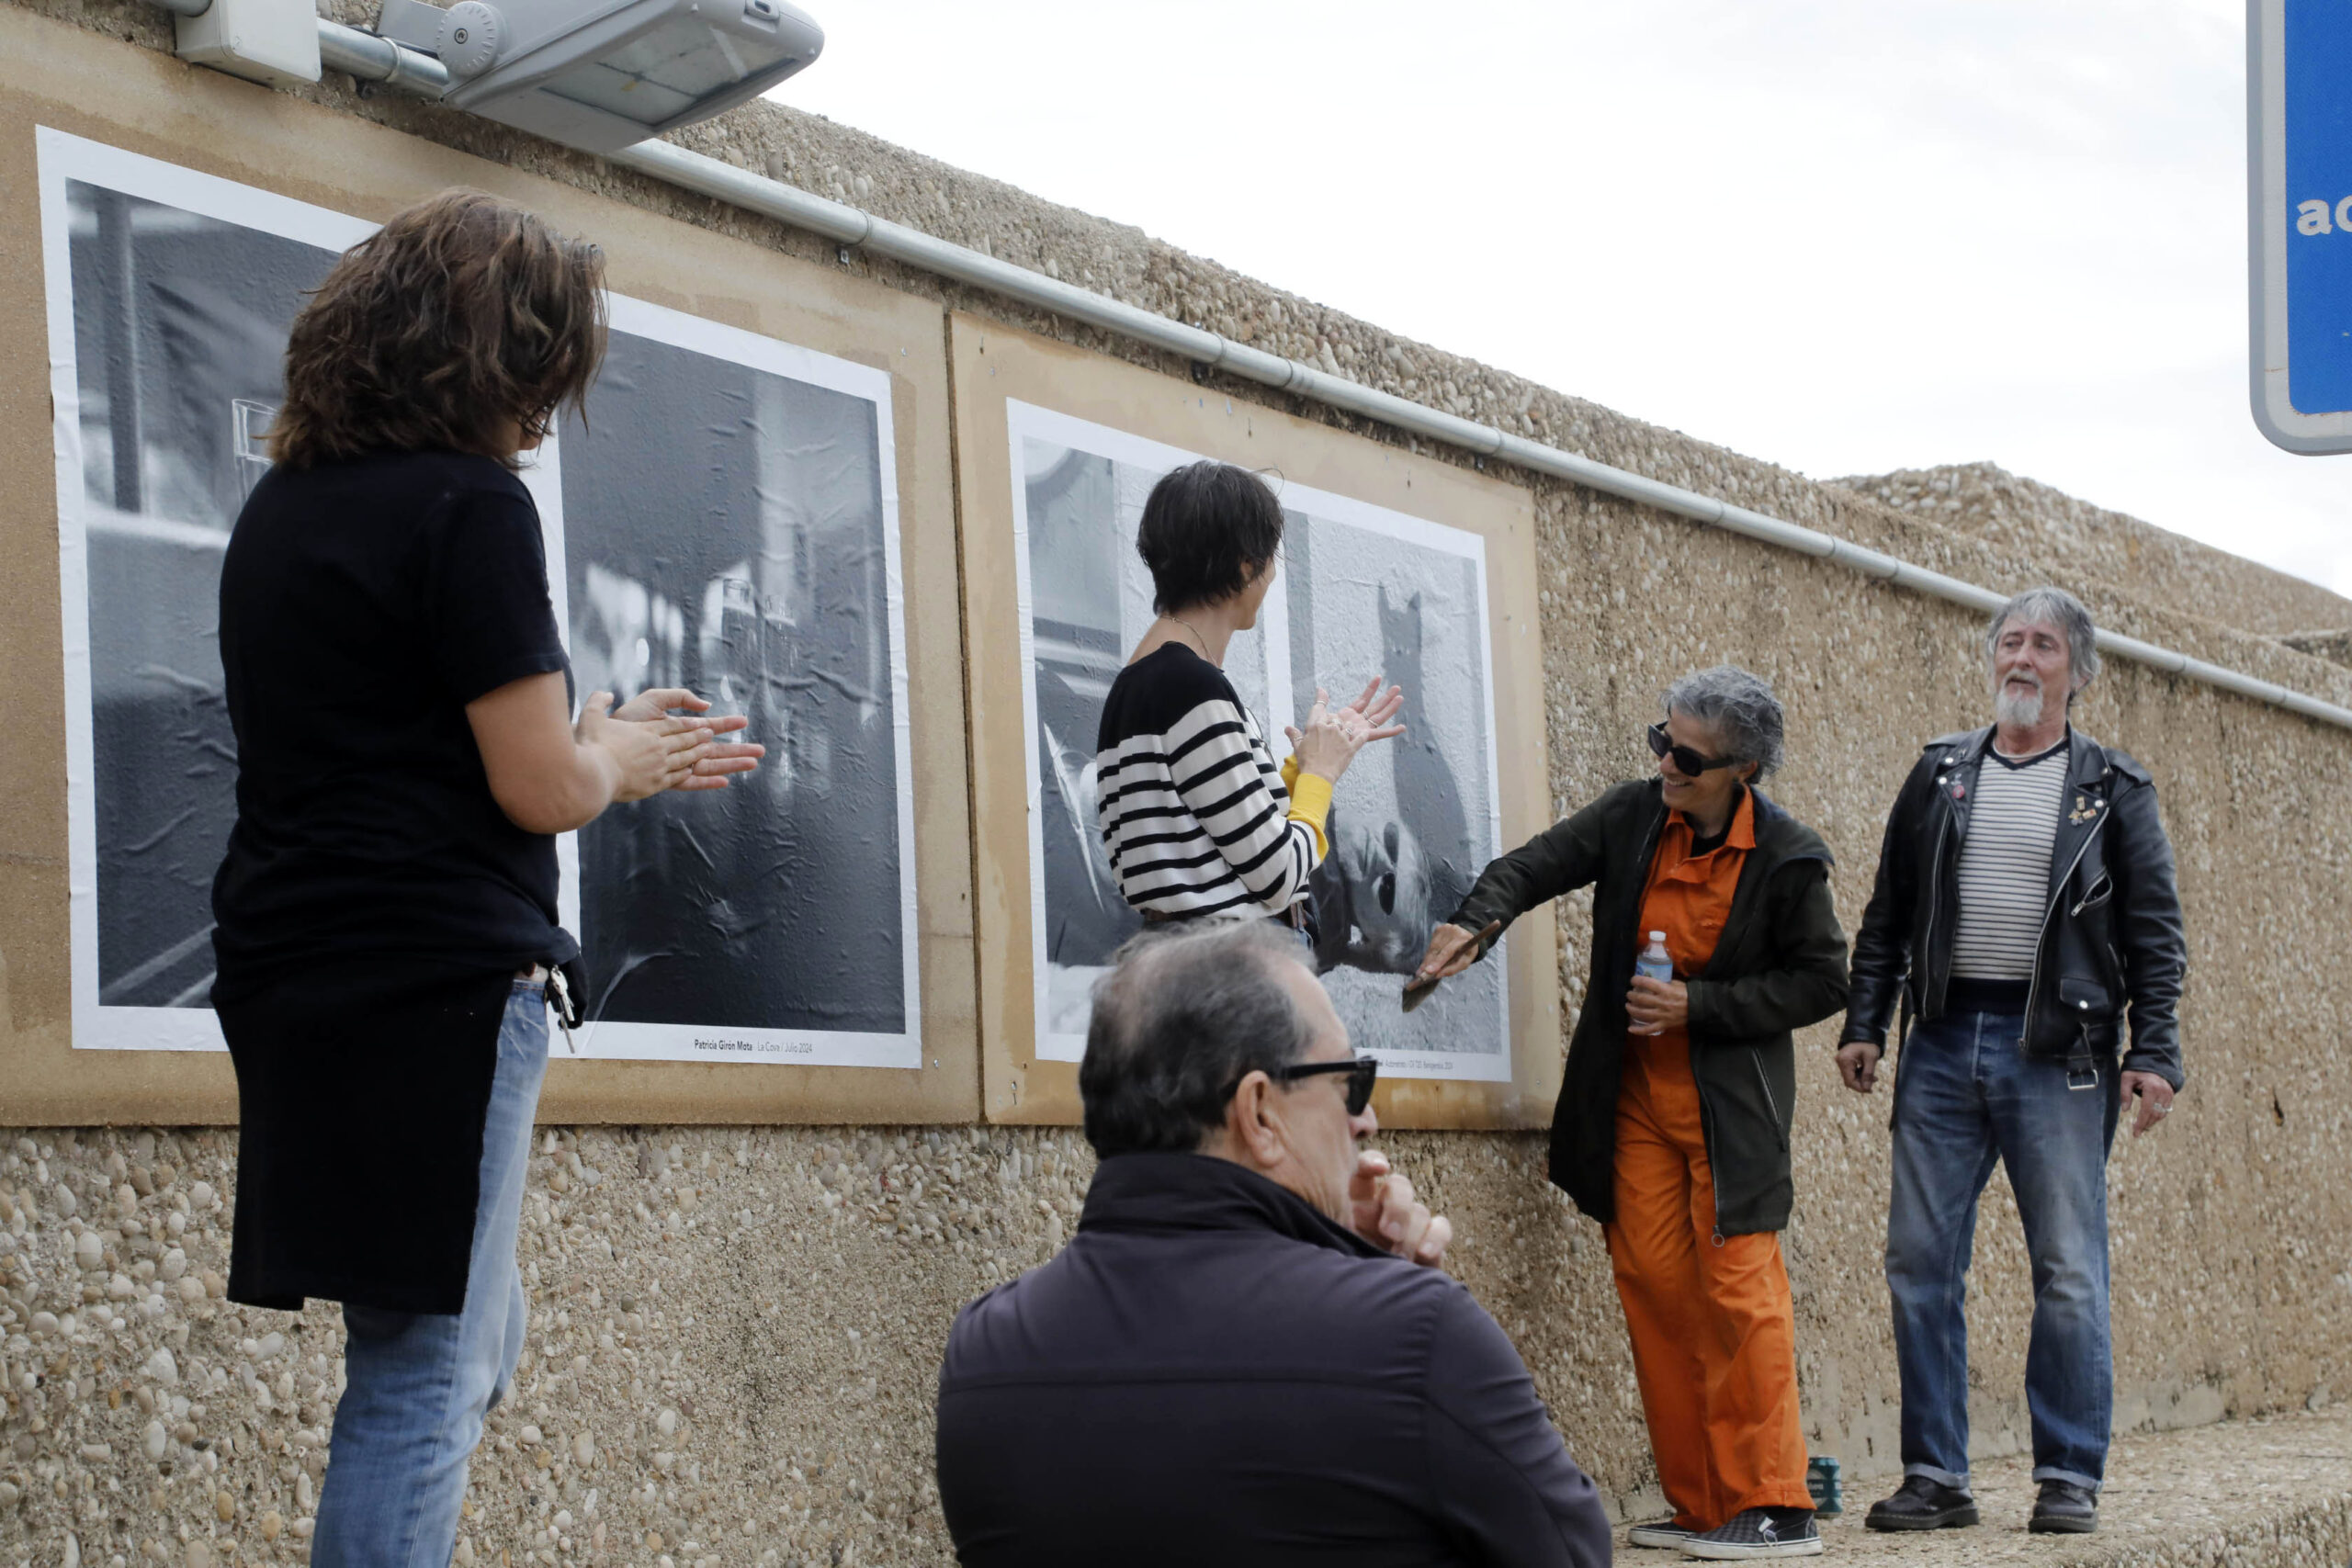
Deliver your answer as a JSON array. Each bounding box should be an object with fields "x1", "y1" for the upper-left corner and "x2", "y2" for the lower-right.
[{"x1": 1811, "y1": 1406, "x2": 2352, "y2": 1567}]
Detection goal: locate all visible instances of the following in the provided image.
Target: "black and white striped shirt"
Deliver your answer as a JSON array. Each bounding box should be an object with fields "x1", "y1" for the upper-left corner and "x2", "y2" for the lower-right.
[
  {"x1": 1950, "y1": 739, "x2": 2068, "y2": 980},
  {"x1": 1094, "y1": 644, "x2": 1327, "y2": 920}
]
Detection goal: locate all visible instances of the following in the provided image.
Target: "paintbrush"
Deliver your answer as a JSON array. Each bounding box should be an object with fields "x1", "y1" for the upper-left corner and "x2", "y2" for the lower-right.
[{"x1": 1400, "y1": 920, "x2": 1502, "y2": 1013}]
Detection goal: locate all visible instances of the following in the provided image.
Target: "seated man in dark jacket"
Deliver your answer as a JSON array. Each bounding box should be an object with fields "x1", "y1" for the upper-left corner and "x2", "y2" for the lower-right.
[{"x1": 934, "y1": 921, "x2": 1611, "y2": 1568}]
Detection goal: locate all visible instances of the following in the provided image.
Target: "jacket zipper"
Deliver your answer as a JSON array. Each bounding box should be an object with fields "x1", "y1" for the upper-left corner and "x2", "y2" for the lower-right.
[
  {"x1": 1921, "y1": 793, "x2": 1953, "y2": 1015},
  {"x1": 1752, "y1": 1052, "x2": 1785, "y2": 1148},
  {"x1": 1633, "y1": 797, "x2": 1726, "y2": 1242},
  {"x1": 2021, "y1": 819, "x2": 2102, "y2": 1035},
  {"x1": 1690, "y1": 847, "x2": 1823, "y2": 1244}
]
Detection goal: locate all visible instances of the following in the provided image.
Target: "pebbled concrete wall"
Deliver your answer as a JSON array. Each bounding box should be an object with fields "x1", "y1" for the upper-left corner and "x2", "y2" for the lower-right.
[
  {"x1": 6, "y1": 3, "x2": 2352, "y2": 1564},
  {"x1": 1832, "y1": 462, "x2": 2352, "y2": 640}
]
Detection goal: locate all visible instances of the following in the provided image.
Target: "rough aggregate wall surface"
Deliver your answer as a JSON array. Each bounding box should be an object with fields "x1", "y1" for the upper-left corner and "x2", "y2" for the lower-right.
[
  {"x1": 0, "y1": 1123, "x2": 1578, "y2": 1568},
  {"x1": 1833, "y1": 464, "x2": 2352, "y2": 640},
  {"x1": 2285, "y1": 631, "x2": 2352, "y2": 669},
  {"x1": 3, "y1": 1, "x2": 2352, "y2": 1560}
]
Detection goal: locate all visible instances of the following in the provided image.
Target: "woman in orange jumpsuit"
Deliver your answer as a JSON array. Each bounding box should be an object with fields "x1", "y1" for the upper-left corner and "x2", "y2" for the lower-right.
[{"x1": 1419, "y1": 666, "x2": 1850, "y2": 1560}]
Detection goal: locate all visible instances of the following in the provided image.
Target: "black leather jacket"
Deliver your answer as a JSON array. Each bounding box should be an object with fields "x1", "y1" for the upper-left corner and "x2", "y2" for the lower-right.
[{"x1": 1841, "y1": 726, "x2": 2187, "y2": 1089}]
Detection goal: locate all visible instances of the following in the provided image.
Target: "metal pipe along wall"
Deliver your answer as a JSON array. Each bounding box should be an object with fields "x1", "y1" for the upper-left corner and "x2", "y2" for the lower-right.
[{"x1": 211, "y1": 17, "x2": 2352, "y2": 735}]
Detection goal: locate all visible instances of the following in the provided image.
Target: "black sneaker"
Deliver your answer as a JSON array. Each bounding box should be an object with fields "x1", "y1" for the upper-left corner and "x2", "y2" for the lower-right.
[
  {"x1": 1864, "y1": 1474, "x2": 1980, "y2": 1531},
  {"x1": 2029, "y1": 1480, "x2": 2098, "y2": 1534},
  {"x1": 1678, "y1": 1508, "x2": 1822, "y2": 1559},
  {"x1": 1627, "y1": 1519, "x2": 1698, "y2": 1550}
]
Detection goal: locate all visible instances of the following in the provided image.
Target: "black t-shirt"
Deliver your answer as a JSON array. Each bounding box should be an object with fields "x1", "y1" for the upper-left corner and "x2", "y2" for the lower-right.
[{"x1": 210, "y1": 450, "x2": 579, "y2": 998}]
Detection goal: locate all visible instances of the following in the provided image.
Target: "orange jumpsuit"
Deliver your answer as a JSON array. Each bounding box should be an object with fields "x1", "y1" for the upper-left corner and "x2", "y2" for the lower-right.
[{"x1": 1606, "y1": 790, "x2": 1812, "y2": 1529}]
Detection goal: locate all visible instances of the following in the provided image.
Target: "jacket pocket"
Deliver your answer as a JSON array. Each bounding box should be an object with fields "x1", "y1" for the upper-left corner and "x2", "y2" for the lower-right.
[
  {"x1": 2069, "y1": 873, "x2": 2113, "y2": 919},
  {"x1": 2057, "y1": 976, "x2": 2111, "y2": 1015},
  {"x1": 2055, "y1": 976, "x2": 2119, "y2": 1050}
]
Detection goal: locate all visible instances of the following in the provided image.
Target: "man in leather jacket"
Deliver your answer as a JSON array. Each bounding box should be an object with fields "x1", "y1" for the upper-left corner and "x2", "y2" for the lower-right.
[{"x1": 1837, "y1": 587, "x2": 2186, "y2": 1539}]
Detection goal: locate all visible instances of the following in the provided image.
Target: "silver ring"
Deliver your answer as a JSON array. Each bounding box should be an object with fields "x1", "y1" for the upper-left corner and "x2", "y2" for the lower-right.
[{"x1": 2154, "y1": 1103, "x2": 2170, "y2": 1116}]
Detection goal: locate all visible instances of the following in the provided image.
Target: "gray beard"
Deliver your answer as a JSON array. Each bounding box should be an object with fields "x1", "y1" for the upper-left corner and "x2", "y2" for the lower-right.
[{"x1": 1994, "y1": 685, "x2": 2047, "y2": 728}]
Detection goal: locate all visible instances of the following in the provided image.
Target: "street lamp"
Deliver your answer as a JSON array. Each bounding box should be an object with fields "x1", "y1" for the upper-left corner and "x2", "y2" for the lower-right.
[{"x1": 377, "y1": 0, "x2": 824, "y2": 153}]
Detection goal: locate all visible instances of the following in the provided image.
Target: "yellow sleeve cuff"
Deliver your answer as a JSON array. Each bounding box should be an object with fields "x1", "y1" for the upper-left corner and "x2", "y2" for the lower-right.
[{"x1": 1285, "y1": 769, "x2": 1332, "y2": 861}]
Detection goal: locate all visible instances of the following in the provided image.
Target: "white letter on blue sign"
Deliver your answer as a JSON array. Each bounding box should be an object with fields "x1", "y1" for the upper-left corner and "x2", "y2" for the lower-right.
[{"x1": 2299, "y1": 198, "x2": 2334, "y2": 235}]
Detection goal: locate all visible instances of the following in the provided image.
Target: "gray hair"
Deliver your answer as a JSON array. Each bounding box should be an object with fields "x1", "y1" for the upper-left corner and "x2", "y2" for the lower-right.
[
  {"x1": 1985, "y1": 585, "x2": 2101, "y2": 686},
  {"x1": 1664, "y1": 665, "x2": 1786, "y2": 781},
  {"x1": 1079, "y1": 922, "x2": 1316, "y2": 1158}
]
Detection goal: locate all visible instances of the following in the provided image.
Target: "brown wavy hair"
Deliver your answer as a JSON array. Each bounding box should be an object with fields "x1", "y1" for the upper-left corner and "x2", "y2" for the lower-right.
[{"x1": 271, "y1": 190, "x2": 606, "y2": 469}]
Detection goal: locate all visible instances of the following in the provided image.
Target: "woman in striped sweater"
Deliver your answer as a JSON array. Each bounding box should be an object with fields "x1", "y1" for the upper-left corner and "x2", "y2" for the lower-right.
[{"x1": 1094, "y1": 462, "x2": 1402, "y2": 941}]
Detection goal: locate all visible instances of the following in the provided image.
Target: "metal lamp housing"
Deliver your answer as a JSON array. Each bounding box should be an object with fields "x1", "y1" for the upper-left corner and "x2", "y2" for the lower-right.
[{"x1": 439, "y1": 0, "x2": 823, "y2": 153}]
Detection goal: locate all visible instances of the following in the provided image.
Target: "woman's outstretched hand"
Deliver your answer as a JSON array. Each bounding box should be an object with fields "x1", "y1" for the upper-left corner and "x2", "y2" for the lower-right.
[
  {"x1": 1414, "y1": 922, "x2": 1482, "y2": 983},
  {"x1": 613, "y1": 687, "x2": 765, "y2": 792},
  {"x1": 1284, "y1": 676, "x2": 1408, "y2": 784}
]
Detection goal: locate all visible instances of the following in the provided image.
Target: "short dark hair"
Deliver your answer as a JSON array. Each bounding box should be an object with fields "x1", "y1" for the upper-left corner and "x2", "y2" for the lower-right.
[
  {"x1": 1134, "y1": 461, "x2": 1286, "y2": 615},
  {"x1": 1080, "y1": 922, "x2": 1315, "y2": 1157},
  {"x1": 272, "y1": 189, "x2": 607, "y2": 470}
]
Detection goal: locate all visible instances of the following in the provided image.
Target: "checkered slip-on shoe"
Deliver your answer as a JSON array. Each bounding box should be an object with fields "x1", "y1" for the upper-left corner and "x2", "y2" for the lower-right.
[
  {"x1": 1678, "y1": 1508, "x2": 1824, "y2": 1559},
  {"x1": 1627, "y1": 1520, "x2": 1698, "y2": 1550}
]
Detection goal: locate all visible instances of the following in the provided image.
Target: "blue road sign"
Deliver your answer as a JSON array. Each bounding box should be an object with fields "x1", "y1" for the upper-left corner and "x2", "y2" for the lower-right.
[{"x1": 2251, "y1": 0, "x2": 2352, "y2": 452}]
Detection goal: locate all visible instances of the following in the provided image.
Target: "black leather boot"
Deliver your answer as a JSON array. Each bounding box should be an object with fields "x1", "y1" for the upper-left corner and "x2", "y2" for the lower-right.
[
  {"x1": 1863, "y1": 1475, "x2": 1980, "y2": 1531},
  {"x1": 2030, "y1": 1480, "x2": 2098, "y2": 1533}
]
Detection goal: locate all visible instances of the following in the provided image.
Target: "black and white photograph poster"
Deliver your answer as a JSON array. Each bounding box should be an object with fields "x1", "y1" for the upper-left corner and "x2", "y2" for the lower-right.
[
  {"x1": 40, "y1": 129, "x2": 922, "y2": 1067},
  {"x1": 40, "y1": 129, "x2": 377, "y2": 1053},
  {"x1": 1007, "y1": 400, "x2": 1509, "y2": 1080},
  {"x1": 558, "y1": 298, "x2": 921, "y2": 1068}
]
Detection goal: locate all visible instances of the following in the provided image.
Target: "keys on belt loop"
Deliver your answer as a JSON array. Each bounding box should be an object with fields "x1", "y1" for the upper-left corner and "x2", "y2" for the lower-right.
[{"x1": 547, "y1": 966, "x2": 579, "y2": 1055}]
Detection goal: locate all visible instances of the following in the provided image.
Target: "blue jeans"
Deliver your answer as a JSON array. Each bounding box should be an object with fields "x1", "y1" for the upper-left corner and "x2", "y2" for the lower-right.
[
  {"x1": 1885, "y1": 1010, "x2": 2120, "y2": 1494},
  {"x1": 313, "y1": 981, "x2": 549, "y2": 1568}
]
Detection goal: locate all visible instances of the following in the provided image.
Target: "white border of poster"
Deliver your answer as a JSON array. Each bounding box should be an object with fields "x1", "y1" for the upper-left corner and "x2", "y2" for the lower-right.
[
  {"x1": 38, "y1": 127, "x2": 921, "y2": 1067},
  {"x1": 569, "y1": 296, "x2": 922, "y2": 1068},
  {"x1": 1004, "y1": 399, "x2": 1509, "y2": 1081},
  {"x1": 40, "y1": 127, "x2": 372, "y2": 1055}
]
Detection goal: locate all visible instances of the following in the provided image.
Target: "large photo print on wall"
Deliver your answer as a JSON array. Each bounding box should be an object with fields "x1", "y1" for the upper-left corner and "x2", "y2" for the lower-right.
[
  {"x1": 37, "y1": 128, "x2": 921, "y2": 1066},
  {"x1": 1010, "y1": 401, "x2": 1508, "y2": 1081}
]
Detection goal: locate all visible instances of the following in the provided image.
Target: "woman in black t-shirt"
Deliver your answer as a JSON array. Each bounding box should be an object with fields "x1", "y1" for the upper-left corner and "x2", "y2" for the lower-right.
[{"x1": 211, "y1": 191, "x2": 761, "y2": 1568}]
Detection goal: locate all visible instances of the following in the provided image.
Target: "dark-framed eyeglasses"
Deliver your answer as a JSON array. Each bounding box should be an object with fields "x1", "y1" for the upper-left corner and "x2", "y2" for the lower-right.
[
  {"x1": 1647, "y1": 721, "x2": 1737, "y2": 778},
  {"x1": 1255, "y1": 1055, "x2": 1380, "y2": 1116}
]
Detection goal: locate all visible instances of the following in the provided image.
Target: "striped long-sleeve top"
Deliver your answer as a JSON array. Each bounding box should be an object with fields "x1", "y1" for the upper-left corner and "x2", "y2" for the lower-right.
[
  {"x1": 1950, "y1": 737, "x2": 2069, "y2": 978},
  {"x1": 1094, "y1": 643, "x2": 1332, "y2": 920}
]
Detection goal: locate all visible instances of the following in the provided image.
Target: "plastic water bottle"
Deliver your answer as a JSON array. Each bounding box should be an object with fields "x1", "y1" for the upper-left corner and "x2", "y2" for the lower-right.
[{"x1": 1634, "y1": 931, "x2": 1674, "y2": 1035}]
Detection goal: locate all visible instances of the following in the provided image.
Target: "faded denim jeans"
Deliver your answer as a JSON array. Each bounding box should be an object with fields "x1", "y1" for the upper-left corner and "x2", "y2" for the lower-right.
[
  {"x1": 1884, "y1": 1010, "x2": 2120, "y2": 1495},
  {"x1": 313, "y1": 980, "x2": 549, "y2": 1568}
]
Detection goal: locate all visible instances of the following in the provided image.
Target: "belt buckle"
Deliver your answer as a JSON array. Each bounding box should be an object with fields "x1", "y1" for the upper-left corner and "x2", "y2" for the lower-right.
[{"x1": 2066, "y1": 1066, "x2": 2100, "y2": 1091}]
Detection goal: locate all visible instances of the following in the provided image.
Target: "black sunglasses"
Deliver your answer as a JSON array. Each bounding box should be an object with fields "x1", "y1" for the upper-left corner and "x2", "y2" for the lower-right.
[
  {"x1": 1647, "y1": 721, "x2": 1737, "y2": 778},
  {"x1": 1250, "y1": 1056, "x2": 1380, "y2": 1116}
]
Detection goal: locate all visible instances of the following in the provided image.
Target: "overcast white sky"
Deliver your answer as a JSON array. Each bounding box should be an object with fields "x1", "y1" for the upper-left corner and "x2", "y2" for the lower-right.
[{"x1": 775, "y1": 0, "x2": 2350, "y2": 604}]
